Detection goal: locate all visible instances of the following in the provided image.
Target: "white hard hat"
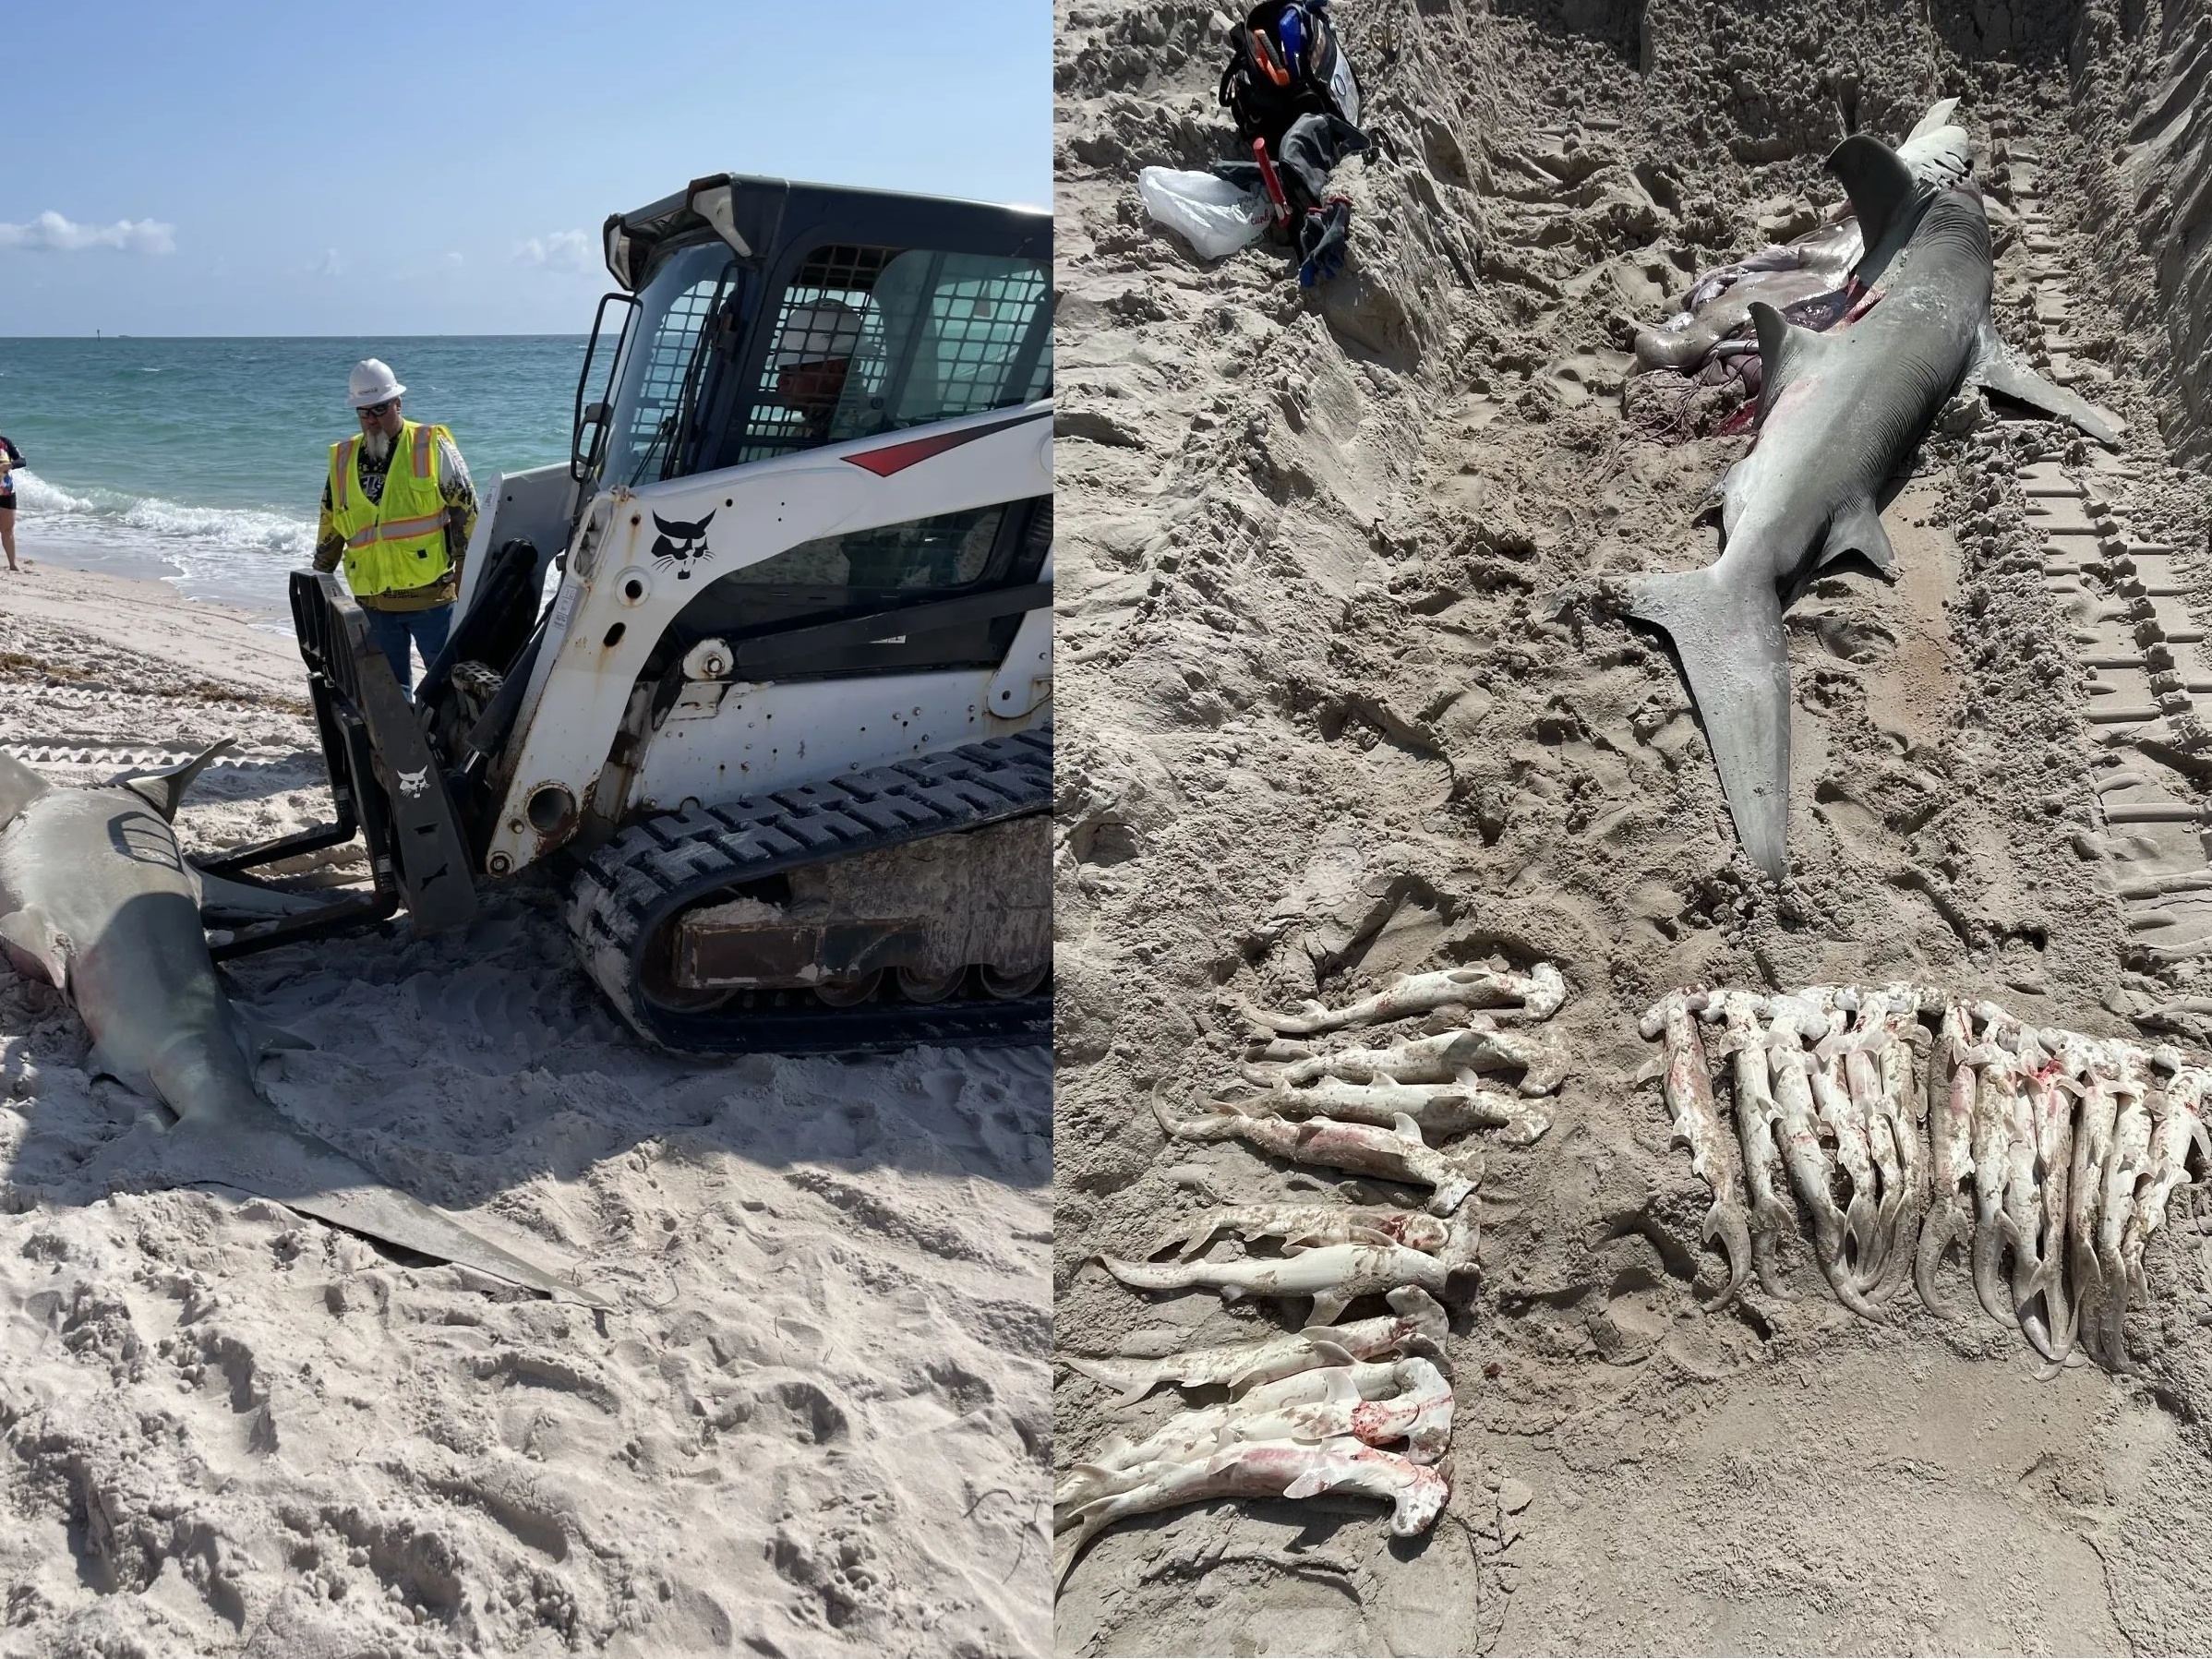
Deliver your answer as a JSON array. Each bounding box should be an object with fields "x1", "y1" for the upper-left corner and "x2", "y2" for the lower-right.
[
  {"x1": 770, "y1": 299, "x2": 862, "y2": 369},
  {"x1": 348, "y1": 358, "x2": 406, "y2": 407}
]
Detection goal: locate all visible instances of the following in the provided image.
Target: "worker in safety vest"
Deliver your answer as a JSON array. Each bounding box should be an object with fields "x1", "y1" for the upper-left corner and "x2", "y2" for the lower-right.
[{"x1": 311, "y1": 358, "x2": 478, "y2": 695}]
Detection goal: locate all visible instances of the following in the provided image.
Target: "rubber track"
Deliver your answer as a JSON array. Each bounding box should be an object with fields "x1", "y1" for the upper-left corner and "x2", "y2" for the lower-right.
[{"x1": 567, "y1": 727, "x2": 1052, "y2": 1056}]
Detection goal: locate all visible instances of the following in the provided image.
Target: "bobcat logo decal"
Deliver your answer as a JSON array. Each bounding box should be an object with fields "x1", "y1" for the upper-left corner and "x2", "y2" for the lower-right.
[{"x1": 650, "y1": 510, "x2": 717, "y2": 581}]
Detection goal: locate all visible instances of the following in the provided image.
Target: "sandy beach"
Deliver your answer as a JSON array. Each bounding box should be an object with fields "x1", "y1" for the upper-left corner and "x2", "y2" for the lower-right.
[{"x1": 0, "y1": 569, "x2": 1052, "y2": 1656}]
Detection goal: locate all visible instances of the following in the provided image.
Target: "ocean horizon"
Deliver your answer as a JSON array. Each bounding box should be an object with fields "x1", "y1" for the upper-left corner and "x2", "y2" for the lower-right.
[{"x1": 0, "y1": 334, "x2": 588, "y2": 614}]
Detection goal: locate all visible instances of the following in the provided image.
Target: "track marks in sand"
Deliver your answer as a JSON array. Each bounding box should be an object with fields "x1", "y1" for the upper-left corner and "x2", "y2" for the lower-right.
[
  {"x1": 786, "y1": 1164, "x2": 1004, "y2": 1265},
  {"x1": 470, "y1": 1349, "x2": 620, "y2": 1414}
]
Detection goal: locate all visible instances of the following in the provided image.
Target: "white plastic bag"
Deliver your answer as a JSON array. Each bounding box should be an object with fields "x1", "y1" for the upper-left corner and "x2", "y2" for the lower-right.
[{"x1": 1137, "y1": 167, "x2": 1270, "y2": 259}]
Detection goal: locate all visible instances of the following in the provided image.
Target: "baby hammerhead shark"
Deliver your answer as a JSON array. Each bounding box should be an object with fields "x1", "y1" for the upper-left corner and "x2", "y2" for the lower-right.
[
  {"x1": 0, "y1": 744, "x2": 601, "y2": 1304},
  {"x1": 1630, "y1": 124, "x2": 2119, "y2": 879}
]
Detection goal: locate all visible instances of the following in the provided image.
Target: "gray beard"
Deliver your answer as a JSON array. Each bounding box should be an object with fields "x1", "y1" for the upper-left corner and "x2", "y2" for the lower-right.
[{"x1": 362, "y1": 428, "x2": 394, "y2": 463}]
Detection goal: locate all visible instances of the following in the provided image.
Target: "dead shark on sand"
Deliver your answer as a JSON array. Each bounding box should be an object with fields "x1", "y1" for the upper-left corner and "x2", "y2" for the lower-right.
[
  {"x1": 1629, "y1": 120, "x2": 2121, "y2": 880},
  {"x1": 0, "y1": 743, "x2": 603, "y2": 1304}
]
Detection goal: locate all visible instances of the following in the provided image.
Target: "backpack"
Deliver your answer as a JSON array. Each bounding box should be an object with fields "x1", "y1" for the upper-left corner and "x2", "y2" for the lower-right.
[{"x1": 1219, "y1": 1, "x2": 1362, "y2": 152}]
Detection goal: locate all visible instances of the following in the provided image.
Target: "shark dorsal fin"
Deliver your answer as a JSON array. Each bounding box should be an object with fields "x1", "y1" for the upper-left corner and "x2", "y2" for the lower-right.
[
  {"x1": 113, "y1": 739, "x2": 234, "y2": 822},
  {"x1": 1826, "y1": 133, "x2": 1924, "y2": 283}
]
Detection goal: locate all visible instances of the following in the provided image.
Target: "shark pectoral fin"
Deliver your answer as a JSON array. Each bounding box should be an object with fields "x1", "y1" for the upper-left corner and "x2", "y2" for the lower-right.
[
  {"x1": 230, "y1": 1003, "x2": 316, "y2": 1064},
  {"x1": 189, "y1": 862, "x2": 331, "y2": 923},
  {"x1": 114, "y1": 739, "x2": 235, "y2": 823},
  {"x1": 1715, "y1": 458, "x2": 1760, "y2": 538},
  {"x1": 0, "y1": 906, "x2": 69, "y2": 992},
  {"x1": 1819, "y1": 498, "x2": 1897, "y2": 579},
  {"x1": 1304, "y1": 1292, "x2": 1350, "y2": 1327},
  {"x1": 1629, "y1": 563, "x2": 1793, "y2": 881},
  {"x1": 161, "y1": 1115, "x2": 607, "y2": 1306},
  {"x1": 1972, "y1": 332, "x2": 2125, "y2": 447},
  {"x1": 1825, "y1": 134, "x2": 1924, "y2": 283},
  {"x1": 84, "y1": 1040, "x2": 159, "y2": 1097}
]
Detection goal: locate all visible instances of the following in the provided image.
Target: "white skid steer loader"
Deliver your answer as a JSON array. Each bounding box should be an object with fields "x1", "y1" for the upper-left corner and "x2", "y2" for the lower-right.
[{"x1": 204, "y1": 175, "x2": 1052, "y2": 1056}]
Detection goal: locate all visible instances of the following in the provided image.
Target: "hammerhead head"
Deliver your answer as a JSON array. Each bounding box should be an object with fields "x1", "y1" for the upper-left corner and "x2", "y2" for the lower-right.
[
  {"x1": 1630, "y1": 124, "x2": 2120, "y2": 879},
  {"x1": 0, "y1": 744, "x2": 600, "y2": 1304}
]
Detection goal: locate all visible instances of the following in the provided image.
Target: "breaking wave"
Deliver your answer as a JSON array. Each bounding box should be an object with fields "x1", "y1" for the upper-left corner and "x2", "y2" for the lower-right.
[
  {"x1": 9, "y1": 468, "x2": 315, "y2": 610},
  {"x1": 12, "y1": 469, "x2": 313, "y2": 557}
]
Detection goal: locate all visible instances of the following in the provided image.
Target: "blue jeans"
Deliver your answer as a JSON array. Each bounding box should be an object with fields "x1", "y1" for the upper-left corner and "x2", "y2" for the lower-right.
[{"x1": 362, "y1": 604, "x2": 452, "y2": 696}]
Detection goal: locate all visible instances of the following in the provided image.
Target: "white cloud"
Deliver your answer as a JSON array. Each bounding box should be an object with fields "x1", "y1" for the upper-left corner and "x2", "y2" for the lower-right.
[
  {"x1": 511, "y1": 230, "x2": 595, "y2": 274},
  {"x1": 0, "y1": 210, "x2": 175, "y2": 254},
  {"x1": 310, "y1": 247, "x2": 342, "y2": 279}
]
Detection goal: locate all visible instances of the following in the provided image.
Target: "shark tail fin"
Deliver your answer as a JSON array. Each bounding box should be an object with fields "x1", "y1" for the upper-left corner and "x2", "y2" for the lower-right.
[
  {"x1": 114, "y1": 739, "x2": 235, "y2": 822},
  {"x1": 1629, "y1": 561, "x2": 1793, "y2": 881}
]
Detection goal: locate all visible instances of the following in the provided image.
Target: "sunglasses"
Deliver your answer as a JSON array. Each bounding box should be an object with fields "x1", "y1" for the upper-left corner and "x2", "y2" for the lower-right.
[{"x1": 356, "y1": 400, "x2": 397, "y2": 418}]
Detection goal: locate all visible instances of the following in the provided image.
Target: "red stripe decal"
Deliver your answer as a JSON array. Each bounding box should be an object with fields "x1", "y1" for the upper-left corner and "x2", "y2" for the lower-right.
[{"x1": 842, "y1": 410, "x2": 1046, "y2": 477}]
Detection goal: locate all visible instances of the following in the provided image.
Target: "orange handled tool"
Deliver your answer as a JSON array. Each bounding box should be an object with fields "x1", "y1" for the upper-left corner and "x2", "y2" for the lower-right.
[{"x1": 1252, "y1": 138, "x2": 1292, "y2": 228}]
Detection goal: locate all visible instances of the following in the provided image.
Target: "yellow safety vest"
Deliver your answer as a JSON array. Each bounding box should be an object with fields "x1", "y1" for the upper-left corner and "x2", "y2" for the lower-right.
[{"x1": 328, "y1": 419, "x2": 453, "y2": 598}]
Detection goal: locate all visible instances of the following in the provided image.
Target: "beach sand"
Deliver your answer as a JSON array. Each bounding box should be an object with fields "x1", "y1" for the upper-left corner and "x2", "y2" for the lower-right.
[
  {"x1": 3, "y1": 524, "x2": 304, "y2": 621},
  {"x1": 0, "y1": 571, "x2": 1052, "y2": 1656}
]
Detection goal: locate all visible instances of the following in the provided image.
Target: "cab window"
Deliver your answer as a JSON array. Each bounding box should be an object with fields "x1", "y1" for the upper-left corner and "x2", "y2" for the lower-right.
[
  {"x1": 727, "y1": 246, "x2": 1050, "y2": 465},
  {"x1": 601, "y1": 240, "x2": 738, "y2": 487}
]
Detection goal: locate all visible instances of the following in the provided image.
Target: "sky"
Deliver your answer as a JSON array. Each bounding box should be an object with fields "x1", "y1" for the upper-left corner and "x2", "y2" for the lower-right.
[{"x1": 3, "y1": 0, "x2": 1049, "y2": 337}]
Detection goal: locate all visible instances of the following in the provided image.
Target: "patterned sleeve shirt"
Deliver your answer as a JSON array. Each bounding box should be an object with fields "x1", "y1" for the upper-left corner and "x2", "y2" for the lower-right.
[{"x1": 312, "y1": 428, "x2": 479, "y2": 603}]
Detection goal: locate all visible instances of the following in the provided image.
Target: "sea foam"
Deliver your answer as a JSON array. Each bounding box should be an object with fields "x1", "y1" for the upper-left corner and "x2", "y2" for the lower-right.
[{"x1": 12, "y1": 467, "x2": 316, "y2": 610}]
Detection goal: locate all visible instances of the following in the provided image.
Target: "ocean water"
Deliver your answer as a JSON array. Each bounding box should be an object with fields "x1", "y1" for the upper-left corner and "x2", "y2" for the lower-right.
[{"x1": 0, "y1": 336, "x2": 586, "y2": 614}]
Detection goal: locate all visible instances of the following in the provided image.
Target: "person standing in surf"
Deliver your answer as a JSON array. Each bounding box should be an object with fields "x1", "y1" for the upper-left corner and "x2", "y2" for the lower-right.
[
  {"x1": 310, "y1": 358, "x2": 477, "y2": 693},
  {"x1": 0, "y1": 426, "x2": 26, "y2": 571}
]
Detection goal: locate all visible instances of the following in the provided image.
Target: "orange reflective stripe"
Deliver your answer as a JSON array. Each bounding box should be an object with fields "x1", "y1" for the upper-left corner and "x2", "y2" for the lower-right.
[
  {"x1": 413, "y1": 422, "x2": 434, "y2": 478},
  {"x1": 332, "y1": 437, "x2": 356, "y2": 511},
  {"x1": 343, "y1": 511, "x2": 446, "y2": 551},
  {"x1": 373, "y1": 511, "x2": 448, "y2": 541}
]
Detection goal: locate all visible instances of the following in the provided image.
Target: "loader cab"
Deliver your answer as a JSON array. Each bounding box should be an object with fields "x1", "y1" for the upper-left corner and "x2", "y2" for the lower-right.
[
  {"x1": 577, "y1": 175, "x2": 1052, "y2": 495},
  {"x1": 561, "y1": 175, "x2": 1053, "y2": 689}
]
